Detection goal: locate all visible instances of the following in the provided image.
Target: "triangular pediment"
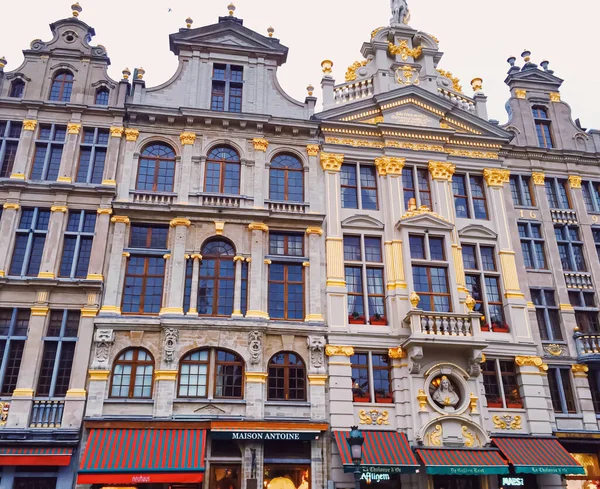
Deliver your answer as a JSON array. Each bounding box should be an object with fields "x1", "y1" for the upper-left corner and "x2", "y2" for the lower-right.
[
  {"x1": 397, "y1": 209, "x2": 454, "y2": 230},
  {"x1": 506, "y1": 68, "x2": 564, "y2": 85}
]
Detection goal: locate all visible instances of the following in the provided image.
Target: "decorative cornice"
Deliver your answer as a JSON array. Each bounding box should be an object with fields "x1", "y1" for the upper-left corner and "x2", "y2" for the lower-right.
[
  {"x1": 3, "y1": 203, "x2": 19, "y2": 210},
  {"x1": 110, "y1": 126, "x2": 124, "y2": 138},
  {"x1": 180, "y1": 132, "x2": 196, "y2": 145},
  {"x1": 483, "y1": 168, "x2": 510, "y2": 187},
  {"x1": 111, "y1": 215, "x2": 130, "y2": 224},
  {"x1": 51, "y1": 205, "x2": 68, "y2": 213},
  {"x1": 515, "y1": 356, "x2": 548, "y2": 372},
  {"x1": 22, "y1": 119, "x2": 37, "y2": 131},
  {"x1": 531, "y1": 172, "x2": 545, "y2": 185},
  {"x1": 306, "y1": 144, "x2": 320, "y2": 156},
  {"x1": 320, "y1": 152, "x2": 344, "y2": 172},
  {"x1": 248, "y1": 222, "x2": 269, "y2": 232},
  {"x1": 306, "y1": 227, "x2": 323, "y2": 236},
  {"x1": 67, "y1": 123, "x2": 81, "y2": 135},
  {"x1": 252, "y1": 138, "x2": 269, "y2": 152},
  {"x1": 388, "y1": 347, "x2": 405, "y2": 359},
  {"x1": 170, "y1": 218, "x2": 191, "y2": 227},
  {"x1": 124, "y1": 128, "x2": 140, "y2": 142},
  {"x1": 325, "y1": 345, "x2": 355, "y2": 357},
  {"x1": 374, "y1": 156, "x2": 405, "y2": 176},
  {"x1": 428, "y1": 161, "x2": 456, "y2": 181},
  {"x1": 568, "y1": 175, "x2": 582, "y2": 189}
]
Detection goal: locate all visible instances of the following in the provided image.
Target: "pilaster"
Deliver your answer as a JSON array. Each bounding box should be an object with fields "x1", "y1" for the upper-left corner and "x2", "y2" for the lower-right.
[
  {"x1": 154, "y1": 370, "x2": 177, "y2": 418},
  {"x1": 307, "y1": 145, "x2": 322, "y2": 213},
  {"x1": 187, "y1": 254, "x2": 202, "y2": 315},
  {"x1": 56, "y1": 122, "x2": 81, "y2": 183},
  {"x1": 0, "y1": 203, "x2": 20, "y2": 276},
  {"x1": 246, "y1": 223, "x2": 269, "y2": 319},
  {"x1": 10, "y1": 119, "x2": 37, "y2": 179},
  {"x1": 326, "y1": 345, "x2": 354, "y2": 429},
  {"x1": 37, "y1": 205, "x2": 68, "y2": 279},
  {"x1": 86, "y1": 208, "x2": 112, "y2": 280},
  {"x1": 305, "y1": 227, "x2": 324, "y2": 322},
  {"x1": 514, "y1": 356, "x2": 553, "y2": 435},
  {"x1": 178, "y1": 132, "x2": 196, "y2": 204},
  {"x1": 571, "y1": 364, "x2": 599, "y2": 430},
  {"x1": 101, "y1": 126, "x2": 124, "y2": 186},
  {"x1": 117, "y1": 128, "x2": 139, "y2": 200},
  {"x1": 101, "y1": 216, "x2": 130, "y2": 314},
  {"x1": 232, "y1": 256, "x2": 245, "y2": 318},
  {"x1": 161, "y1": 218, "x2": 191, "y2": 315},
  {"x1": 252, "y1": 138, "x2": 268, "y2": 207},
  {"x1": 245, "y1": 371, "x2": 267, "y2": 419},
  {"x1": 85, "y1": 369, "x2": 110, "y2": 418}
]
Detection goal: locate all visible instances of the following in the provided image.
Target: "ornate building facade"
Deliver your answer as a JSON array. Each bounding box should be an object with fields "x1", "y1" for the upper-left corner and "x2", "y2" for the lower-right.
[{"x1": 0, "y1": 2, "x2": 599, "y2": 489}]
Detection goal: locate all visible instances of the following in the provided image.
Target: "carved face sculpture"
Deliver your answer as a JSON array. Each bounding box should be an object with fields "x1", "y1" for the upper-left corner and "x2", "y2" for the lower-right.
[
  {"x1": 95, "y1": 329, "x2": 113, "y2": 343},
  {"x1": 310, "y1": 336, "x2": 325, "y2": 351},
  {"x1": 431, "y1": 375, "x2": 460, "y2": 408}
]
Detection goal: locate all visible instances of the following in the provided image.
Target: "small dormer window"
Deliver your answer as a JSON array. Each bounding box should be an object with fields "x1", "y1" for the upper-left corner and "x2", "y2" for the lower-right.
[
  {"x1": 49, "y1": 71, "x2": 74, "y2": 102},
  {"x1": 532, "y1": 106, "x2": 554, "y2": 149},
  {"x1": 94, "y1": 87, "x2": 109, "y2": 106},
  {"x1": 211, "y1": 64, "x2": 243, "y2": 113},
  {"x1": 9, "y1": 80, "x2": 25, "y2": 98}
]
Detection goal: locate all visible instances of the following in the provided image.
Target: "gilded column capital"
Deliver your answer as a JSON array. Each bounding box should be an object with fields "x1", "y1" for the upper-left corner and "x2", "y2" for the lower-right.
[
  {"x1": 67, "y1": 123, "x2": 81, "y2": 135},
  {"x1": 515, "y1": 89, "x2": 527, "y2": 99},
  {"x1": 50, "y1": 205, "x2": 68, "y2": 213},
  {"x1": 428, "y1": 161, "x2": 455, "y2": 180},
  {"x1": 124, "y1": 128, "x2": 140, "y2": 142},
  {"x1": 483, "y1": 168, "x2": 510, "y2": 187},
  {"x1": 97, "y1": 208, "x2": 113, "y2": 215},
  {"x1": 325, "y1": 345, "x2": 355, "y2": 357},
  {"x1": 388, "y1": 347, "x2": 405, "y2": 359},
  {"x1": 170, "y1": 218, "x2": 191, "y2": 227},
  {"x1": 22, "y1": 119, "x2": 37, "y2": 131},
  {"x1": 306, "y1": 144, "x2": 320, "y2": 156},
  {"x1": 374, "y1": 156, "x2": 405, "y2": 176},
  {"x1": 572, "y1": 364, "x2": 589, "y2": 377},
  {"x1": 306, "y1": 227, "x2": 323, "y2": 236},
  {"x1": 31, "y1": 306, "x2": 49, "y2": 317},
  {"x1": 531, "y1": 172, "x2": 545, "y2": 185},
  {"x1": 264, "y1": 259, "x2": 272, "y2": 265},
  {"x1": 568, "y1": 175, "x2": 582, "y2": 189},
  {"x1": 252, "y1": 138, "x2": 269, "y2": 152},
  {"x1": 248, "y1": 222, "x2": 269, "y2": 232},
  {"x1": 3, "y1": 203, "x2": 19, "y2": 210},
  {"x1": 111, "y1": 215, "x2": 131, "y2": 225},
  {"x1": 180, "y1": 132, "x2": 197, "y2": 145},
  {"x1": 320, "y1": 152, "x2": 344, "y2": 172},
  {"x1": 515, "y1": 356, "x2": 548, "y2": 372},
  {"x1": 550, "y1": 92, "x2": 561, "y2": 102},
  {"x1": 191, "y1": 253, "x2": 203, "y2": 261},
  {"x1": 110, "y1": 126, "x2": 124, "y2": 138},
  {"x1": 233, "y1": 256, "x2": 245, "y2": 262}
]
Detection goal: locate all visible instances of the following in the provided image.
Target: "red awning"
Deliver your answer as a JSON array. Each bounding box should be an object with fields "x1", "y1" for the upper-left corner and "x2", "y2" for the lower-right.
[
  {"x1": 493, "y1": 437, "x2": 585, "y2": 475},
  {"x1": 417, "y1": 448, "x2": 509, "y2": 475},
  {"x1": 77, "y1": 429, "x2": 207, "y2": 484},
  {"x1": 0, "y1": 447, "x2": 73, "y2": 466}
]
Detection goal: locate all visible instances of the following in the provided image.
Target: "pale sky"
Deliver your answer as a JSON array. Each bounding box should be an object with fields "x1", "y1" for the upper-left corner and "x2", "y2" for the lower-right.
[{"x1": 1, "y1": 0, "x2": 599, "y2": 127}]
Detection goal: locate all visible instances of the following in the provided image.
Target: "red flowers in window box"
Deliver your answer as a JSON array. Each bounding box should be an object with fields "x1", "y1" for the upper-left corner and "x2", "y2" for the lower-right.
[
  {"x1": 482, "y1": 322, "x2": 510, "y2": 333},
  {"x1": 370, "y1": 313, "x2": 387, "y2": 326},
  {"x1": 353, "y1": 395, "x2": 371, "y2": 403},
  {"x1": 349, "y1": 312, "x2": 366, "y2": 324},
  {"x1": 375, "y1": 393, "x2": 394, "y2": 404}
]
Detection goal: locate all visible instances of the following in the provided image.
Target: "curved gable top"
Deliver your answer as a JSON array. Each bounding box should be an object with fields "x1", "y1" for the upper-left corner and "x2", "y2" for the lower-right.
[
  {"x1": 341, "y1": 215, "x2": 385, "y2": 230},
  {"x1": 458, "y1": 224, "x2": 498, "y2": 240}
]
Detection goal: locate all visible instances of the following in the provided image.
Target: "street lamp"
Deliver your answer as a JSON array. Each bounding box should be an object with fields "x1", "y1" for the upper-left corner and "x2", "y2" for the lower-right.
[{"x1": 347, "y1": 426, "x2": 364, "y2": 489}]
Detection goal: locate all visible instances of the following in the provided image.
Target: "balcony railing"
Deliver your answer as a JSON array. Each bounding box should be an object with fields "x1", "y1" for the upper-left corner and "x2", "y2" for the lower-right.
[
  {"x1": 266, "y1": 200, "x2": 308, "y2": 214},
  {"x1": 404, "y1": 311, "x2": 478, "y2": 337},
  {"x1": 29, "y1": 400, "x2": 64, "y2": 428},
  {"x1": 198, "y1": 193, "x2": 243, "y2": 208},
  {"x1": 334, "y1": 77, "x2": 374, "y2": 105},
  {"x1": 551, "y1": 208, "x2": 578, "y2": 224},
  {"x1": 131, "y1": 190, "x2": 176, "y2": 205},
  {"x1": 564, "y1": 272, "x2": 594, "y2": 290},
  {"x1": 575, "y1": 333, "x2": 600, "y2": 356}
]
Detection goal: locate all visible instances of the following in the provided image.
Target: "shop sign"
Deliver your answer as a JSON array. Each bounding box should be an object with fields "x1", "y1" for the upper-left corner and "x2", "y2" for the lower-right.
[
  {"x1": 344, "y1": 466, "x2": 410, "y2": 476},
  {"x1": 211, "y1": 431, "x2": 319, "y2": 441},
  {"x1": 501, "y1": 477, "x2": 524, "y2": 487}
]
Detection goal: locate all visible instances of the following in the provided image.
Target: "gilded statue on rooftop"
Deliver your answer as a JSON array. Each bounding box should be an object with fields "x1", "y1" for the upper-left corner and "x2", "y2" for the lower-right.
[{"x1": 390, "y1": 0, "x2": 410, "y2": 25}]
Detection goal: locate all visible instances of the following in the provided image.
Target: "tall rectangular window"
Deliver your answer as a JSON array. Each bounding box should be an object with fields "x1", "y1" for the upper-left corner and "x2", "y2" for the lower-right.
[
  {"x1": 589, "y1": 369, "x2": 600, "y2": 414},
  {"x1": 211, "y1": 64, "x2": 243, "y2": 113},
  {"x1": 9, "y1": 208, "x2": 50, "y2": 277},
  {"x1": 518, "y1": 222, "x2": 547, "y2": 270},
  {"x1": 548, "y1": 366, "x2": 577, "y2": 414},
  {"x1": 350, "y1": 352, "x2": 392, "y2": 403},
  {"x1": 593, "y1": 228, "x2": 600, "y2": 262},
  {"x1": 453, "y1": 174, "x2": 488, "y2": 219},
  {"x1": 582, "y1": 181, "x2": 600, "y2": 213},
  {"x1": 0, "y1": 308, "x2": 29, "y2": 396},
  {"x1": 533, "y1": 107, "x2": 554, "y2": 148},
  {"x1": 555, "y1": 225, "x2": 586, "y2": 272},
  {"x1": 570, "y1": 291, "x2": 599, "y2": 334},
  {"x1": 76, "y1": 127, "x2": 109, "y2": 184},
  {"x1": 510, "y1": 175, "x2": 534, "y2": 207},
  {"x1": 402, "y1": 166, "x2": 431, "y2": 209},
  {"x1": 463, "y1": 244, "x2": 505, "y2": 331},
  {"x1": 37, "y1": 310, "x2": 79, "y2": 397},
  {"x1": 341, "y1": 163, "x2": 378, "y2": 210},
  {"x1": 268, "y1": 233, "x2": 305, "y2": 321},
  {"x1": 545, "y1": 177, "x2": 571, "y2": 209},
  {"x1": 59, "y1": 210, "x2": 96, "y2": 278},
  {"x1": 482, "y1": 359, "x2": 523, "y2": 409},
  {"x1": 122, "y1": 225, "x2": 168, "y2": 315},
  {"x1": 410, "y1": 234, "x2": 450, "y2": 312},
  {"x1": 531, "y1": 289, "x2": 562, "y2": 341},
  {"x1": 0, "y1": 120, "x2": 21, "y2": 178},
  {"x1": 344, "y1": 236, "x2": 386, "y2": 325},
  {"x1": 30, "y1": 124, "x2": 66, "y2": 181}
]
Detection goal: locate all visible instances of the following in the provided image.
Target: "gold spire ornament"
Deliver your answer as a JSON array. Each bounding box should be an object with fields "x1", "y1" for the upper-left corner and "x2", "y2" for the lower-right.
[
  {"x1": 267, "y1": 26, "x2": 274, "y2": 37},
  {"x1": 0, "y1": 57, "x2": 6, "y2": 69},
  {"x1": 228, "y1": 2, "x2": 236, "y2": 16},
  {"x1": 186, "y1": 17, "x2": 193, "y2": 28},
  {"x1": 306, "y1": 84, "x2": 314, "y2": 96},
  {"x1": 122, "y1": 68, "x2": 131, "y2": 80},
  {"x1": 321, "y1": 60, "x2": 333, "y2": 75},
  {"x1": 136, "y1": 68, "x2": 145, "y2": 80},
  {"x1": 471, "y1": 77, "x2": 483, "y2": 93},
  {"x1": 71, "y1": 2, "x2": 82, "y2": 17}
]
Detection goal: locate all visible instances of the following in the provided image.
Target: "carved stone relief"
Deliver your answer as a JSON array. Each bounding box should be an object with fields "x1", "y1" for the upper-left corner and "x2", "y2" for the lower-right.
[
  {"x1": 92, "y1": 328, "x2": 115, "y2": 369},
  {"x1": 248, "y1": 331, "x2": 263, "y2": 365},
  {"x1": 163, "y1": 328, "x2": 179, "y2": 363},
  {"x1": 307, "y1": 335, "x2": 326, "y2": 370}
]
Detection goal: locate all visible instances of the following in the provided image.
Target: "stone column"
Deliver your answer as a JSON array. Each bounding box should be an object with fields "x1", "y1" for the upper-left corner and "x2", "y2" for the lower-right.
[
  {"x1": 326, "y1": 345, "x2": 354, "y2": 430},
  {"x1": 61, "y1": 309, "x2": 97, "y2": 429},
  {"x1": 85, "y1": 328, "x2": 115, "y2": 418},
  {"x1": 246, "y1": 223, "x2": 269, "y2": 320},
  {"x1": 307, "y1": 145, "x2": 323, "y2": 213},
  {"x1": 0, "y1": 203, "x2": 21, "y2": 276},
  {"x1": 101, "y1": 126, "x2": 123, "y2": 186},
  {"x1": 37, "y1": 205, "x2": 68, "y2": 278},
  {"x1": 161, "y1": 218, "x2": 191, "y2": 316},
  {"x1": 571, "y1": 364, "x2": 599, "y2": 430},
  {"x1": 305, "y1": 227, "x2": 324, "y2": 323},
  {"x1": 86, "y1": 208, "x2": 112, "y2": 280},
  {"x1": 178, "y1": 132, "x2": 196, "y2": 204},
  {"x1": 233, "y1": 256, "x2": 245, "y2": 318},
  {"x1": 307, "y1": 336, "x2": 327, "y2": 420},
  {"x1": 245, "y1": 372, "x2": 267, "y2": 419},
  {"x1": 10, "y1": 119, "x2": 37, "y2": 180},
  {"x1": 7, "y1": 305, "x2": 49, "y2": 428},
  {"x1": 117, "y1": 129, "x2": 139, "y2": 201},
  {"x1": 321, "y1": 153, "x2": 347, "y2": 329},
  {"x1": 252, "y1": 138, "x2": 268, "y2": 207},
  {"x1": 56, "y1": 122, "x2": 81, "y2": 183},
  {"x1": 154, "y1": 370, "x2": 177, "y2": 418},
  {"x1": 100, "y1": 216, "x2": 130, "y2": 315},
  {"x1": 514, "y1": 356, "x2": 553, "y2": 435},
  {"x1": 187, "y1": 254, "x2": 201, "y2": 316}
]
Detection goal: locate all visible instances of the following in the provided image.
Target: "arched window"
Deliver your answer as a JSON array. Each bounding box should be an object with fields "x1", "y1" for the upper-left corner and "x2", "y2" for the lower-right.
[
  {"x1": 136, "y1": 143, "x2": 176, "y2": 192},
  {"x1": 9, "y1": 80, "x2": 25, "y2": 98},
  {"x1": 110, "y1": 348, "x2": 154, "y2": 398},
  {"x1": 205, "y1": 146, "x2": 240, "y2": 194},
  {"x1": 178, "y1": 348, "x2": 244, "y2": 399},
  {"x1": 269, "y1": 154, "x2": 303, "y2": 202},
  {"x1": 198, "y1": 239, "x2": 235, "y2": 316},
  {"x1": 95, "y1": 87, "x2": 109, "y2": 105},
  {"x1": 49, "y1": 71, "x2": 74, "y2": 102},
  {"x1": 268, "y1": 352, "x2": 306, "y2": 401}
]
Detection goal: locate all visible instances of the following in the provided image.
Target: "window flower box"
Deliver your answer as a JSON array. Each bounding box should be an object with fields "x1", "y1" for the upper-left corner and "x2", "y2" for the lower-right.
[
  {"x1": 353, "y1": 395, "x2": 371, "y2": 403},
  {"x1": 370, "y1": 314, "x2": 387, "y2": 326},
  {"x1": 375, "y1": 394, "x2": 393, "y2": 404},
  {"x1": 349, "y1": 313, "x2": 366, "y2": 325}
]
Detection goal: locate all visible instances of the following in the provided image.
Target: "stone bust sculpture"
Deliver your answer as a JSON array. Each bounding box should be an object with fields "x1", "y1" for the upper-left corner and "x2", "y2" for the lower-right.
[
  {"x1": 390, "y1": 0, "x2": 409, "y2": 24},
  {"x1": 432, "y1": 376, "x2": 460, "y2": 407}
]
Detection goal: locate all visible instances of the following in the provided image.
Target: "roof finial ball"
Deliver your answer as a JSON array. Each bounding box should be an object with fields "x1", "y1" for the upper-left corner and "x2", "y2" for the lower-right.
[
  {"x1": 71, "y1": 2, "x2": 82, "y2": 17},
  {"x1": 521, "y1": 50, "x2": 532, "y2": 63},
  {"x1": 228, "y1": 2, "x2": 236, "y2": 16},
  {"x1": 267, "y1": 26, "x2": 275, "y2": 38},
  {"x1": 307, "y1": 84, "x2": 314, "y2": 97},
  {"x1": 186, "y1": 17, "x2": 193, "y2": 29},
  {"x1": 471, "y1": 77, "x2": 483, "y2": 93},
  {"x1": 122, "y1": 68, "x2": 131, "y2": 80},
  {"x1": 0, "y1": 57, "x2": 6, "y2": 71},
  {"x1": 137, "y1": 68, "x2": 145, "y2": 80},
  {"x1": 321, "y1": 60, "x2": 333, "y2": 76}
]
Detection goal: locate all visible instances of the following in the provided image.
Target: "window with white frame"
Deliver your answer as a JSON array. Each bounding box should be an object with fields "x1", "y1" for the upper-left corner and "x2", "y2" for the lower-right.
[
  {"x1": 402, "y1": 165, "x2": 431, "y2": 209},
  {"x1": 518, "y1": 222, "x2": 547, "y2": 270},
  {"x1": 463, "y1": 244, "x2": 506, "y2": 332},
  {"x1": 510, "y1": 175, "x2": 535, "y2": 207},
  {"x1": 410, "y1": 234, "x2": 451, "y2": 312},
  {"x1": 548, "y1": 366, "x2": 577, "y2": 414},
  {"x1": 482, "y1": 359, "x2": 523, "y2": 409},
  {"x1": 545, "y1": 177, "x2": 571, "y2": 209},
  {"x1": 453, "y1": 173, "x2": 488, "y2": 219},
  {"x1": 350, "y1": 352, "x2": 392, "y2": 404},
  {"x1": 531, "y1": 289, "x2": 563, "y2": 341},
  {"x1": 555, "y1": 225, "x2": 586, "y2": 272}
]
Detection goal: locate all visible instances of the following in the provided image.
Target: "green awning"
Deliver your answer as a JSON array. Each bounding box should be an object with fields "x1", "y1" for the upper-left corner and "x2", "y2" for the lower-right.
[{"x1": 417, "y1": 448, "x2": 509, "y2": 475}]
